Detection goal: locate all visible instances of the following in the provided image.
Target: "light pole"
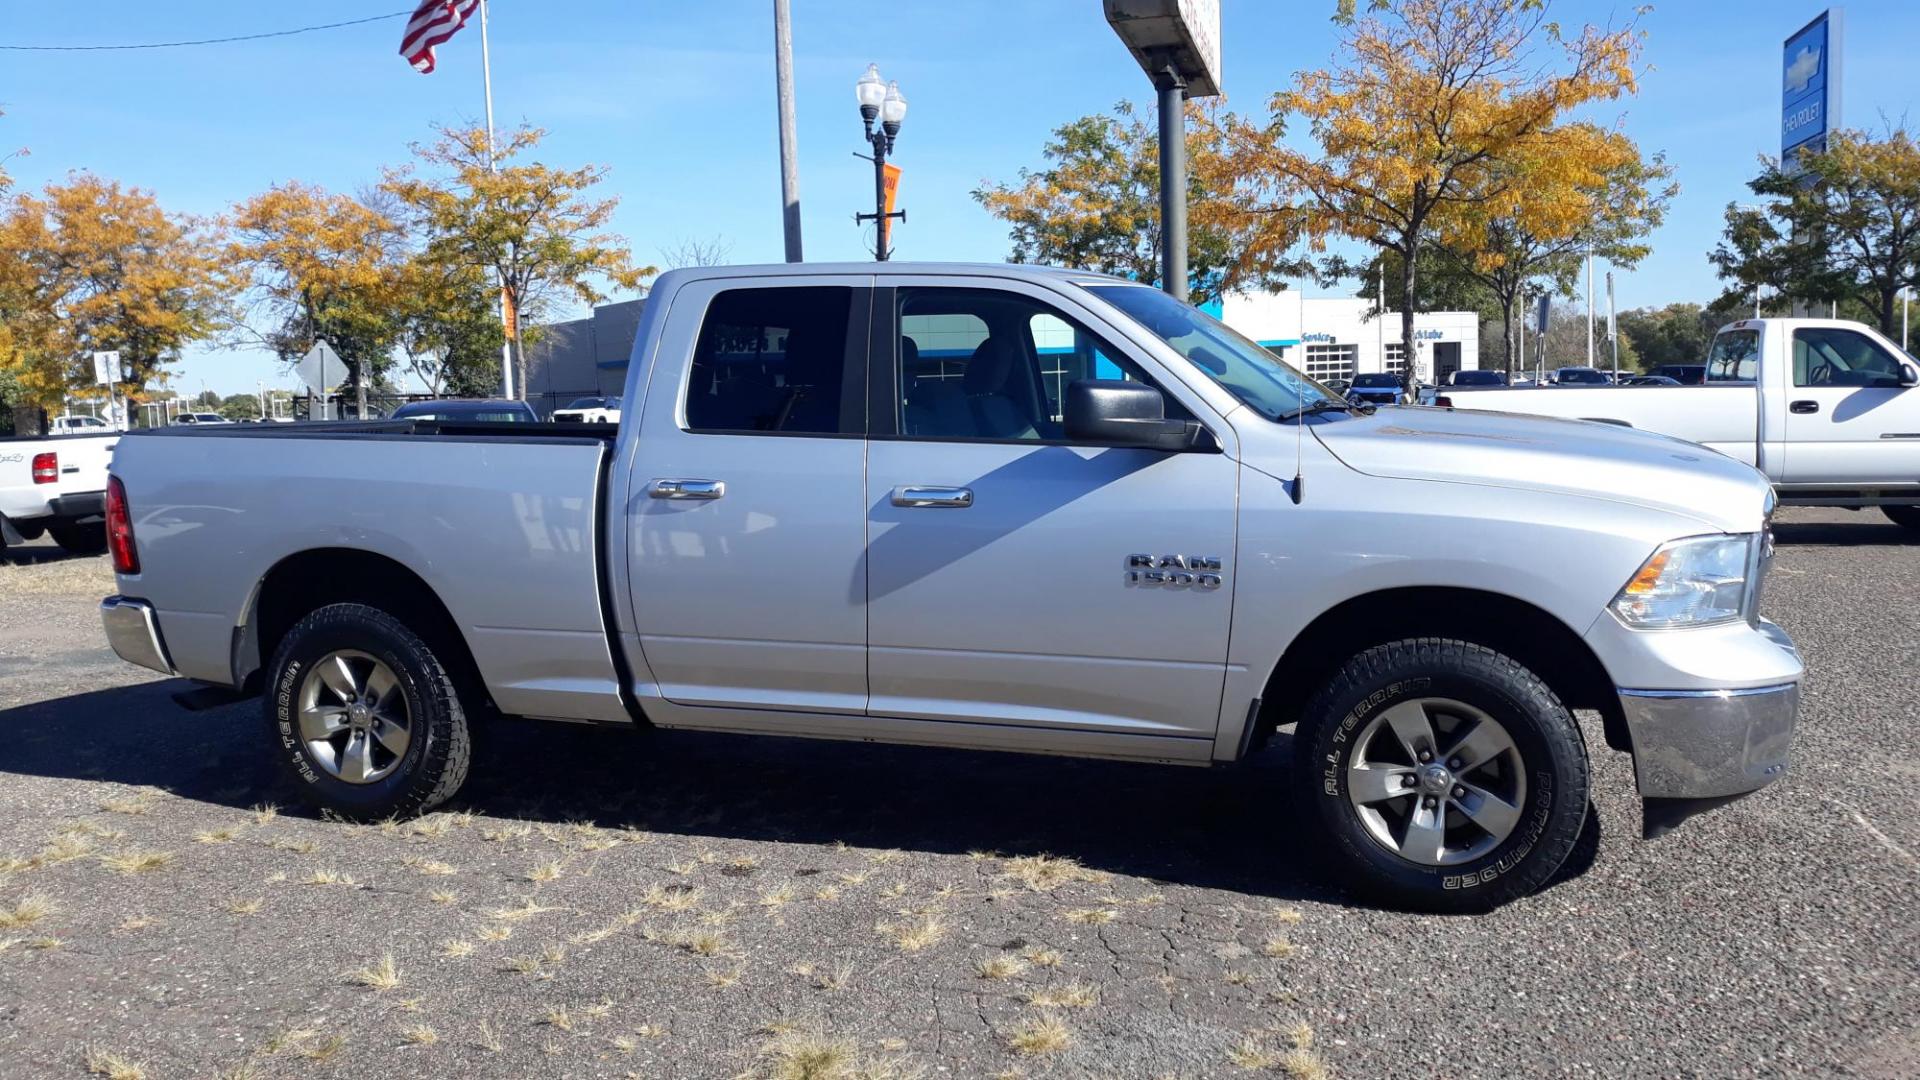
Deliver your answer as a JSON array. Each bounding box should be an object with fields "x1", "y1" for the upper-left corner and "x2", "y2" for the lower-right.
[{"x1": 854, "y1": 64, "x2": 907, "y2": 260}]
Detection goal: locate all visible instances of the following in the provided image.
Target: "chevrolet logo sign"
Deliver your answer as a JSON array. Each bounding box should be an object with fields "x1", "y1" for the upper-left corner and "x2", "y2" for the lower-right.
[{"x1": 1784, "y1": 45, "x2": 1820, "y2": 95}]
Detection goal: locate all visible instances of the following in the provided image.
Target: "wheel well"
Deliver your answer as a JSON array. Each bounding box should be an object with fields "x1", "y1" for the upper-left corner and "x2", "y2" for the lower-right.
[
  {"x1": 240, "y1": 548, "x2": 488, "y2": 710},
  {"x1": 1257, "y1": 586, "x2": 1628, "y2": 752}
]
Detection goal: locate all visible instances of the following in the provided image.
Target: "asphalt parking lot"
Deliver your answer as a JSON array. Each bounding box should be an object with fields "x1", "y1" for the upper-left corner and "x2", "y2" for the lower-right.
[{"x1": 2, "y1": 506, "x2": 1917, "y2": 1079}]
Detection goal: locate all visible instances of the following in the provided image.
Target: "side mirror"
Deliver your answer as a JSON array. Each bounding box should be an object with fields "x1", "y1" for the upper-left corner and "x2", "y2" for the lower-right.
[
  {"x1": 1901, "y1": 362, "x2": 1919, "y2": 388},
  {"x1": 1064, "y1": 379, "x2": 1197, "y2": 450}
]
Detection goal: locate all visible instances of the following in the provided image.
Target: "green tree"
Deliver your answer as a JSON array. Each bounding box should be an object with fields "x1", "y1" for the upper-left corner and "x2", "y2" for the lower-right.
[
  {"x1": 1711, "y1": 127, "x2": 1920, "y2": 334},
  {"x1": 382, "y1": 125, "x2": 650, "y2": 400},
  {"x1": 1615, "y1": 303, "x2": 1716, "y2": 371},
  {"x1": 973, "y1": 101, "x2": 1302, "y2": 302},
  {"x1": 393, "y1": 256, "x2": 506, "y2": 397}
]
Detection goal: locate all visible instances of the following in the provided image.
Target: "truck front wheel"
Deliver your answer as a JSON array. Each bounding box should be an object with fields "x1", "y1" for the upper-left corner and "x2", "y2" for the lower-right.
[
  {"x1": 1883, "y1": 505, "x2": 1920, "y2": 532},
  {"x1": 1293, "y1": 638, "x2": 1590, "y2": 912},
  {"x1": 264, "y1": 602, "x2": 472, "y2": 821}
]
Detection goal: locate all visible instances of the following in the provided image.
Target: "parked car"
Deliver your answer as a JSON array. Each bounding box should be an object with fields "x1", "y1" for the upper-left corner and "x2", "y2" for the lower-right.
[
  {"x1": 1553, "y1": 367, "x2": 1613, "y2": 385},
  {"x1": 1346, "y1": 372, "x2": 1408, "y2": 405},
  {"x1": 1620, "y1": 375, "x2": 1683, "y2": 387},
  {"x1": 174, "y1": 412, "x2": 232, "y2": 426},
  {"x1": 51, "y1": 414, "x2": 114, "y2": 434},
  {"x1": 102, "y1": 261, "x2": 1801, "y2": 912},
  {"x1": 1321, "y1": 378, "x2": 1352, "y2": 395},
  {"x1": 1437, "y1": 318, "x2": 1920, "y2": 530},
  {"x1": 1445, "y1": 370, "x2": 1507, "y2": 387},
  {"x1": 1652, "y1": 364, "x2": 1709, "y2": 385},
  {"x1": 1, "y1": 430, "x2": 117, "y2": 553},
  {"x1": 551, "y1": 396, "x2": 623, "y2": 424},
  {"x1": 389, "y1": 399, "x2": 539, "y2": 424}
]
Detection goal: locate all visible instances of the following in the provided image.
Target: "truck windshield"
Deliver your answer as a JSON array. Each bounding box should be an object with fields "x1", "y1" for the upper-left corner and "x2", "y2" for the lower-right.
[{"x1": 1083, "y1": 283, "x2": 1342, "y2": 421}]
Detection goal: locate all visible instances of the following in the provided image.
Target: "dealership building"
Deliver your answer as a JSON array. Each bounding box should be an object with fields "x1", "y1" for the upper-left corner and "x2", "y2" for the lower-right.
[{"x1": 1218, "y1": 291, "x2": 1482, "y2": 384}]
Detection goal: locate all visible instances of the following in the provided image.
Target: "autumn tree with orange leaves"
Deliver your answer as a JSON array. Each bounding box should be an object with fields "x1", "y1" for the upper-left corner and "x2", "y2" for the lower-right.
[
  {"x1": 0, "y1": 174, "x2": 232, "y2": 411},
  {"x1": 1225, "y1": 0, "x2": 1645, "y2": 393}
]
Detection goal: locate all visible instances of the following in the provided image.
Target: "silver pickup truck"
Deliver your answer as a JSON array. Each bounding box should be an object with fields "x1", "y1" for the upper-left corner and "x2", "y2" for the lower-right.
[{"x1": 100, "y1": 263, "x2": 1802, "y2": 911}]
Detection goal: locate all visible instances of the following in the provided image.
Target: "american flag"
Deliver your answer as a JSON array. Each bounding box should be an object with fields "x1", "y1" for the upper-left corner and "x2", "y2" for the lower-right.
[{"x1": 399, "y1": 0, "x2": 482, "y2": 74}]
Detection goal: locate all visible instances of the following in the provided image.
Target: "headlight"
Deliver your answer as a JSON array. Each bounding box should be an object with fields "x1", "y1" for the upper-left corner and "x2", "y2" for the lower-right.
[{"x1": 1610, "y1": 534, "x2": 1754, "y2": 629}]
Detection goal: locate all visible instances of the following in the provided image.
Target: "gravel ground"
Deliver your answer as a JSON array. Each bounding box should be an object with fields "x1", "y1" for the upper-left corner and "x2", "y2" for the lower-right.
[{"x1": 1, "y1": 507, "x2": 1917, "y2": 1079}]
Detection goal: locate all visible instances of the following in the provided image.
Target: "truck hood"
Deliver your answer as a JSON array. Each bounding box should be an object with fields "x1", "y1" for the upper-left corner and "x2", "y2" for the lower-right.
[{"x1": 1310, "y1": 407, "x2": 1772, "y2": 533}]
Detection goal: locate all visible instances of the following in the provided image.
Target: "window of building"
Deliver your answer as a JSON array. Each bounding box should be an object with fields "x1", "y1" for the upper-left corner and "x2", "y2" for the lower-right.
[
  {"x1": 1303, "y1": 343, "x2": 1356, "y2": 383},
  {"x1": 685, "y1": 287, "x2": 856, "y2": 434},
  {"x1": 896, "y1": 288, "x2": 1185, "y2": 441},
  {"x1": 1383, "y1": 342, "x2": 1407, "y2": 374}
]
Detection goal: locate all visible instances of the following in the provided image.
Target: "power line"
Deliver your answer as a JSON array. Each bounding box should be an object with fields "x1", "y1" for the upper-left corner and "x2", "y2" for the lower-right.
[{"x1": 0, "y1": 10, "x2": 412, "y2": 52}]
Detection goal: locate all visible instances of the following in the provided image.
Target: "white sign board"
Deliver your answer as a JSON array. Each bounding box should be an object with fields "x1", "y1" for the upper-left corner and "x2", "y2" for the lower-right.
[
  {"x1": 297, "y1": 340, "x2": 347, "y2": 395},
  {"x1": 1103, "y1": 0, "x2": 1222, "y2": 97},
  {"x1": 92, "y1": 350, "x2": 120, "y2": 386}
]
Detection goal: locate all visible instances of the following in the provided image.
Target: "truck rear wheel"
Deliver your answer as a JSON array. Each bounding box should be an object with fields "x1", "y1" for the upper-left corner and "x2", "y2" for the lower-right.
[
  {"x1": 48, "y1": 521, "x2": 107, "y2": 554},
  {"x1": 1293, "y1": 638, "x2": 1589, "y2": 912},
  {"x1": 1883, "y1": 505, "x2": 1920, "y2": 532},
  {"x1": 265, "y1": 602, "x2": 471, "y2": 821}
]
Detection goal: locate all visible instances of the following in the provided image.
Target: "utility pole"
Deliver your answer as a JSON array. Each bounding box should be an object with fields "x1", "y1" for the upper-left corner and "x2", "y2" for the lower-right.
[
  {"x1": 774, "y1": 0, "x2": 803, "y2": 262},
  {"x1": 479, "y1": 0, "x2": 515, "y2": 400},
  {"x1": 1606, "y1": 270, "x2": 1618, "y2": 381}
]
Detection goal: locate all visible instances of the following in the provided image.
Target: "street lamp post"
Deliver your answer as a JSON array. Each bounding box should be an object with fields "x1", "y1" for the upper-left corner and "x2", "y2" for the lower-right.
[{"x1": 854, "y1": 64, "x2": 907, "y2": 260}]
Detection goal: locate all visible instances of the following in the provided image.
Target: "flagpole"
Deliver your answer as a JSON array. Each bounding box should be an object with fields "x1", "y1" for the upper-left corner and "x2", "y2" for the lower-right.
[{"x1": 480, "y1": 0, "x2": 515, "y2": 400}]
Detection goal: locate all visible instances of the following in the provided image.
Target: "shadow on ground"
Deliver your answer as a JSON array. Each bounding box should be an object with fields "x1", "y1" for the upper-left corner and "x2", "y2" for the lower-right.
[
  {"x1": 1773, "y1": 515, "x2": 1918, "y2": 547},
  {"x1": 0, "y1": 678, "x2": 1602, "y2": 908}
]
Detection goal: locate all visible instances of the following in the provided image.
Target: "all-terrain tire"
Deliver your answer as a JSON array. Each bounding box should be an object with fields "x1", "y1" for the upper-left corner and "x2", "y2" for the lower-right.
[
  {"x1": 1293, "y1": 638, "x2": 1590, "y2": 913},
  {"x1": 48, "y1": 521, "x2": 107, "y2": 554},
  {"x1": 1883, "y1": 505, "x2": 1920, "y2": 532},
  {"x1": 265, "y1": 602, "x2": 471, "y2": 820}
]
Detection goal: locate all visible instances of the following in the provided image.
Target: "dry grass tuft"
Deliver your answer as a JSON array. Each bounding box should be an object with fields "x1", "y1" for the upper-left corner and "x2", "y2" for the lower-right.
[
  {"x1": 1024, "y1": 981, "x2": 1098, "y2": 1008},
  {"x1": 400, "y1": 1024, "x2": 439, "y2": 1046},
  {"x1": 116, "y1": 914, "x2": 154, "y2": 932},
  {"x1": 346, "y1": 954, "x2": 402, "y2": 991},
  {"x1": 1282, "y1": 1048, "x2": 1330, "y2": 1080},
  {"x1": 194, "y1": 826, "x2": 243, "y2": 844},
  {"x1": 1007, "y1": 1013, "x2": 1073, "y2": 1056},
  {"x1": 404, "y1": 857, "x2": 458, "y2": 877},
  {"x1": 879, "y1": 914, "x2": 946, "y2": 953},
  {"x1": 477, "y1": 924, "x2": 513, "y2": 943},
  {"x1": 540, "y1": 1005, "x2": 575, "y2": 1031},
  {"x1": 641, "y1": 883, "x2": 702, "y2": 912},
  {"x1": 303, "y1": 868, "x2": 356, "y2": 886},
  {"x1": 706, "y1": 965, "x2": 743, "y2": 988},
  {"x1": 1262, "y1": 936, "x2": 1297, "y2": 959},
  {"x1": 1064, "y1": 907, "x2": 1118, "y2": 925},
  {"x1": 265, "y1": 837, "x2": 316, "y2": 854},
  {"x1": 759, "y1": 882, "x2": 796, "y2": 909},
  {"x1": 977, "y1": 954, "x2": 1028, "y2": 980},
  {"x1": 0, "y1": 894, "x2": 54, "y2": 929},
  {"x1": 296, "y1": 1035, "x2": 346, "y2": 1063},
  {"x1": 83, "y1": 1047, "x2": 147, "y2": 1080},
  {"x1": 525, "y1": 859, "x2": 565, "y2": 883},
  {"x1": 226, "y1": 897, "x2": 264, "y2": 916},
  {"x1": 481, "y1": 821, "x2": 533, "y2": 843},
  {"x1": 428, "y1": 889, "x2": 459, "y2": 905},
  {"x1": 251, "y1": 803, "x2": 279, "y2": 825},
  {"x1": 441, "y1": 938, "x2": 475, "y2": 958},
  {"x1": 486, "y1": 898, "x2": 558, "y2": 923},
  {"x1": 1022, "y1": 946, "x2": 1063, "y2": 968},
  {"x1": 665, "y1": 928, "x2": 735, "y2": 958},
  {"x1": 475, "y1": 1020, "x2": 504, "y2": 1053},
  {"x1": 1001, "y1": 853, "x2": 1107, "y2": 892},
  {"x1": 100, "y1": 850, "x2": 174, "y2": 875},
  {"x1": 1227, "y1": 1037, "x2": 1279, "y2": 1070},
  {"x1": 99, "y1": 794, "x2": 154, "y2": 816}
]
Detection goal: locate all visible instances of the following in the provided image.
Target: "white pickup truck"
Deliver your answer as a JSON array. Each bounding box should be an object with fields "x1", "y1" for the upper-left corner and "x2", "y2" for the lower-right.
[
  {"x1": 1438, "y1": 318, "x2": 1920, "y2": 530},
  {"x1": 99, "y1": 262, "x2": 1803, "y2": 911},
  {"x1": 0, "y1": 431, "x2": 118, "y2": 553}
]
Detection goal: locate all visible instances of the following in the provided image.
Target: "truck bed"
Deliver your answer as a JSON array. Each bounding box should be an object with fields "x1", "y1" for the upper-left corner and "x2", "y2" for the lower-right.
[{"x1": 110, "y1": 420, "x2": 628, "y2": 723}]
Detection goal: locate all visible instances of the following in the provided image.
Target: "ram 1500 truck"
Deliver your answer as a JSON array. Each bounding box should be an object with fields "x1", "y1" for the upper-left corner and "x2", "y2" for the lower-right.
[
  {"x1": 100, "y1": 263, "x2": 1803, "y2": 911},
  {"x1": 1, "y1": 430, "x2": 118, "y2": 553},
  {"x1": 1438, "y1": 318, "x2": 1920, "y2": 531}
]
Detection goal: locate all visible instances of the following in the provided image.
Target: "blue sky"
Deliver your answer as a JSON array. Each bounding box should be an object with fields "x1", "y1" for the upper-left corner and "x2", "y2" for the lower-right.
[{"x1": 3, "y1": 1, "x2": 1916, "y2": 394}]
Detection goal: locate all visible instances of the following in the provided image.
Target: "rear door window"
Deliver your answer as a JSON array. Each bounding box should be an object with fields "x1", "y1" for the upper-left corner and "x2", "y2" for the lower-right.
[
  {"x1": 1705, "y1": 330, "x2": 1760, "y2": 382},
  {"x1": 685, "y1": 287, "x2": 859, "y2": 434}
]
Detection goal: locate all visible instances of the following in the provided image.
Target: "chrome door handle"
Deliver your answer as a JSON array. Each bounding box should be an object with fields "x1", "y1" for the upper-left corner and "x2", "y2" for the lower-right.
[
  {"x1": 891, "y1": 485, "x2": 973, "y2": 508},
  {"x1": 1789, "y1": 400, "x2": 1820, "y2": 414},
  {"x1": 650, "y1": 478, "x2": 725, "y2": 500}
]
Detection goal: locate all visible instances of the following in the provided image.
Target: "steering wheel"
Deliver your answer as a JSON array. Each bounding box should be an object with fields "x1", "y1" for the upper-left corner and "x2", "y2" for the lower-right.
[{"x1": 1809, "y1": 358, "x2": 1838, "y2": 385}]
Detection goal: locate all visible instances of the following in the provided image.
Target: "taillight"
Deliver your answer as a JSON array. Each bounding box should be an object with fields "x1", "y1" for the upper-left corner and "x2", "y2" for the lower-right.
[
  {"x1": 106, "y1": 475, "x2": 139, "y2": 575},
  {"x1": 1433, "y1": 395, "x2": 1454, "y2": 408},
  {"x1": 31, "y1": 451, "x2": 57, "y2": 484}
]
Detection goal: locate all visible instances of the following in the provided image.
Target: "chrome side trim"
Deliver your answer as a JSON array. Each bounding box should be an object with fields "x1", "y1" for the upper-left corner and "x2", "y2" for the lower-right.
[
  {"x1": 1619, "y1": 681, "x2": 1799, "y2": 700},
  {"x1": 100, "y1": 596, "x2": 176, "y2": 676}
]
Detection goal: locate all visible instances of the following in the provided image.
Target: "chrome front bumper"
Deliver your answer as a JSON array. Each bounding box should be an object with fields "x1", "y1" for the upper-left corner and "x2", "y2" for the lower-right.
[
  {"x1": 100, "y1": 596, "x2": 176, "y2": 676},
  {"x1": 1619, "y1": 678, "x2": 1798, "y2": 800}
]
